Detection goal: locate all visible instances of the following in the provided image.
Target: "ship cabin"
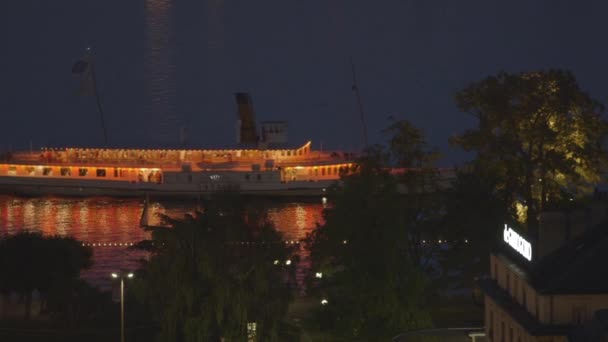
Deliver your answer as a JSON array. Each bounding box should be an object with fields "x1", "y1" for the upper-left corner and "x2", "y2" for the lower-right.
[{"x1": 0, "y1": 141, "x2": 357, "y2": 186}]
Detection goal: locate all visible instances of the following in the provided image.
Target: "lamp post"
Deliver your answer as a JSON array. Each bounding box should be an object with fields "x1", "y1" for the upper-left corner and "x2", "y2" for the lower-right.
[{"x1": 111, "y1": 271, "x2": 134, "y2": 342}]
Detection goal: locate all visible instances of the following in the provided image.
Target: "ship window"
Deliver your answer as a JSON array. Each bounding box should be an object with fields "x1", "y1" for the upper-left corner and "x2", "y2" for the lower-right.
[
  {"x1": 60, "y1": 167, "x2": 71, "y2": 176},
  {"x1": 96, "y1": 169, "x2": 106, "y2": 177},
  {"x1": 8, "y1": 166, "x2": 17, "y2": 175},
  {"x1": 43, "y1": 167, "x2": 52, "y2": 176},
  {"x1": 245, "y1": 174, "x2": 250, "y2": 181},
  {"x1": 26, "y1": 166, "x2": 35, "y2": 175},
  {"x1": 78, "y1": 168, "x2": 88, "y2": 176}
]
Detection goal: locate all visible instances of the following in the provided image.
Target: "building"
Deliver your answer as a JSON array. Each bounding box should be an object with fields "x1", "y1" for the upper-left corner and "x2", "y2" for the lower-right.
[{"x1": 479, "y1": 208, "x2": 608, "y2": 342}]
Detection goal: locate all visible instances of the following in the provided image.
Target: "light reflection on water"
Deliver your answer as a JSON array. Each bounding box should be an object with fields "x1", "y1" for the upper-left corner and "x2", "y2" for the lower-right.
[{"x1": 0, "y1": 195, "x2": 324, "y2": 290}]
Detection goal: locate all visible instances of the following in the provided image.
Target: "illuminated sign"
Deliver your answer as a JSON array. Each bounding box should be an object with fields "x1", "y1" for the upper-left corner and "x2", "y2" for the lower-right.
[{"x1": 503, "y1": 224, "x2": 532, "y2": 261}]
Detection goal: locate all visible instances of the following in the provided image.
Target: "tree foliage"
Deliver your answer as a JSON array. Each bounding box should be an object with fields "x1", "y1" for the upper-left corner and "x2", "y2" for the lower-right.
[
  {"x1": 134, "y1": 196, "x2": 297, "y2": 342},
  {"x1": 0, "y1": 232, "x2": 92, "y2": 320},
  {"x1": 452, "y1": 70, "x2": 608, "y2": 230},
  {"x1": 439, "y1": 167, "x2": 509, "y2": 290},
  {"x1": 306, "y1": 120, "x2": 441, "y2": 339}
]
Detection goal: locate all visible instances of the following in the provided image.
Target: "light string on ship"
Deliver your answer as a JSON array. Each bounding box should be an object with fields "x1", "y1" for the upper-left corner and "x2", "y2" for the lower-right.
[{"x1": 81, "y1": 239, "x2": 470, "y2": 248}]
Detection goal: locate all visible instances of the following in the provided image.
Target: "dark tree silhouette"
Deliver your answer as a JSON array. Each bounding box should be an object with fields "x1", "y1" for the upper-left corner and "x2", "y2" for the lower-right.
[
  {"x1": 0, "y1": 232, "x2": 92, "y2": 320},
  {"x1": 133, "y1": 195, "x2": 297, "y2": 342}
]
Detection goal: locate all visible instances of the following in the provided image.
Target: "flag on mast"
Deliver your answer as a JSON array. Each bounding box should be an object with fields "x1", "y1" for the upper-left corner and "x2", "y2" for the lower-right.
[{"x1": 72, "y1": 52, "x2": 95, "y2": 96}]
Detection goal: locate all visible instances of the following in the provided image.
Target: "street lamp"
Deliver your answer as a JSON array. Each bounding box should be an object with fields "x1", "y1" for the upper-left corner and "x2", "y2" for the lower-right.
[{"x1": 111, "y1": 271, "x2": 134, "y2": 342}]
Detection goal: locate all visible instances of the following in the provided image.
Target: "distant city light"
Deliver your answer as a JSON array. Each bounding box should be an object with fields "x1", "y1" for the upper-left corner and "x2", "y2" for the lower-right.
[
  {"x1": 127, "y1": 273, "x2": 134, "y2": 278},
  {"x1": 321, "y1": 299, "x2": 328, "y2": 305},
  {"x1": 315, "y1": 272, "x2": 323, "y2": 279},
  {"x1": 285, "y1": 260, "x2": 292, "y2": 265},
  {"x1": 322, "y1": 197, "x2": 327, "y2": 204},
  {"x1": 111, "y1": 273, "x2": 118, "y2": 278},
  {"x1": 273, "y1": 260, "x2": 279, "y2": 265}
]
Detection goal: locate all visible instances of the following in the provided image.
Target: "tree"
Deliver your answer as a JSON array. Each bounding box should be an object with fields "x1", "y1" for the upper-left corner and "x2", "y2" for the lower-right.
[
  {"x1": 0, "y1": 232, "x2": 92, "y2": 320},
  {"x1": 306, "y1": 120, "x2": 442, "y2": 339},
  {"x1": 452, "y1": 70, "x2": 608, "y2": 232},
  {"x1": 439, "y1": 166, "x2": 509, "y2": 291},
  {"x1": 134, "y1": 195, "x2": 297, "y2": 342}
]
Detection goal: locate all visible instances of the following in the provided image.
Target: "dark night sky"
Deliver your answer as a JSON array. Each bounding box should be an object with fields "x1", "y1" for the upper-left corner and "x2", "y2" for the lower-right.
[{"x1": 2, "y1": 0, "x2": 608, "y2": 165}]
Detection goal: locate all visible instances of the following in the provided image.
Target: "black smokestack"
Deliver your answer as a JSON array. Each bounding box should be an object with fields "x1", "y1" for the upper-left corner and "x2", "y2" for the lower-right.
[{"x1": 235, "y1": 92, "x2": 258, "y2": 145}]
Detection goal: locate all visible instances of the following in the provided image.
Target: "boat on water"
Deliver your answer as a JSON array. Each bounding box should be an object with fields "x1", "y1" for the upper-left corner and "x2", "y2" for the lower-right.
[{"x1": 0, "y1": 93, "x2": 356, "y2": 197}]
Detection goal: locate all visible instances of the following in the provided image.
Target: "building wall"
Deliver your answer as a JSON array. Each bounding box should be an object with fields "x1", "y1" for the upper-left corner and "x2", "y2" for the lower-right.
[
  {"x1": 552, "y1": 295, "x2": 608, "y2": 325},
  {"x1": 485, "y1": 294, "x2": 568, "y2": 342},
  {"x1": 488, "y1": 252, "x2": 608, "y2": 341}
]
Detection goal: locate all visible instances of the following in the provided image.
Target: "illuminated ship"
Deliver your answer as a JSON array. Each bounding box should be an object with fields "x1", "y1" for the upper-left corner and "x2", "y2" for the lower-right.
[{"x1": 0, "y1": 93, "x2": 355, "y2": 197}]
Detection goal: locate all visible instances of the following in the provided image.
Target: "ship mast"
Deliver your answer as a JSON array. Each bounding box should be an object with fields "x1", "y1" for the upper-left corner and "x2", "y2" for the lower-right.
[
  {"x1": 88, "y1": 48, "x2": 109, "y2": 146},
  {"x1": 73, "y1": 48, "x2": 108, "y2": 146},
  {"x1": 350, "y1": 57, "x2": 368, "y2": 149}
]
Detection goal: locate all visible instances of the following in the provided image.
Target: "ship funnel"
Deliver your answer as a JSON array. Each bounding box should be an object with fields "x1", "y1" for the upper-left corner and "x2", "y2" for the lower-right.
[{"x1": 235, "y1": 92, "x2": 258, "y2": 145}]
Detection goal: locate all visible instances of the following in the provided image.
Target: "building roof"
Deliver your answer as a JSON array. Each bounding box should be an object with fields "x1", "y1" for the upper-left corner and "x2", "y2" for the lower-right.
[{"x1": 498, "y1": 222, "x2": 608, "y2": 295}]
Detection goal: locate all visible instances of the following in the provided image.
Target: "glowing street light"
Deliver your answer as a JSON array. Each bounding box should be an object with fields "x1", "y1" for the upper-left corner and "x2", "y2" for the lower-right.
[
  {"x1": 321, "y1": 299, "x2": 328, "y2": 305},
  {"x1": 111, "y1": 271, "x2": 134, "y2": 342}
]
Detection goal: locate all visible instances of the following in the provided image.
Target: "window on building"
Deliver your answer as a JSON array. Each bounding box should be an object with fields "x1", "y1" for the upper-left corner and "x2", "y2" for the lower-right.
[
  {"x1": 60, "y1": 167, "x2": 71, "y2": 176},
  {"x1": 26, "y1": 166, "x2": 35, "y2": 175},
  {"x1": 321, "y1": 168, "x2": 325, "y2": 176},
  {"x1": 79, "y1": 168, "x2": 88, "y2": 176},
  {"x1": 7, "y1": 166, "x2": 17, "y2": 175},
  {"x1": 96, "y1": 169, "x2": 106, "y2": 177},
  {"x1": 114, "y1": 169, "x2": 119, "y2": 177},
  {"x1": 489, "y1": 309, "x2": 494, "y2": 338},
  {"x1": 573, "y1": 305, "x2": 587, "y2": 324},
  {"x1": 43, "y1": 167, "x2": 52, "y2": 176}
]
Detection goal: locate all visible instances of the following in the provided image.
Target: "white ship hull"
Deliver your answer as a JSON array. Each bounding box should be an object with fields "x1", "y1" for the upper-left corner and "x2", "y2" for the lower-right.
[{"x1": 0, "y1": 175, "x2": 335, "y2": 198}]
